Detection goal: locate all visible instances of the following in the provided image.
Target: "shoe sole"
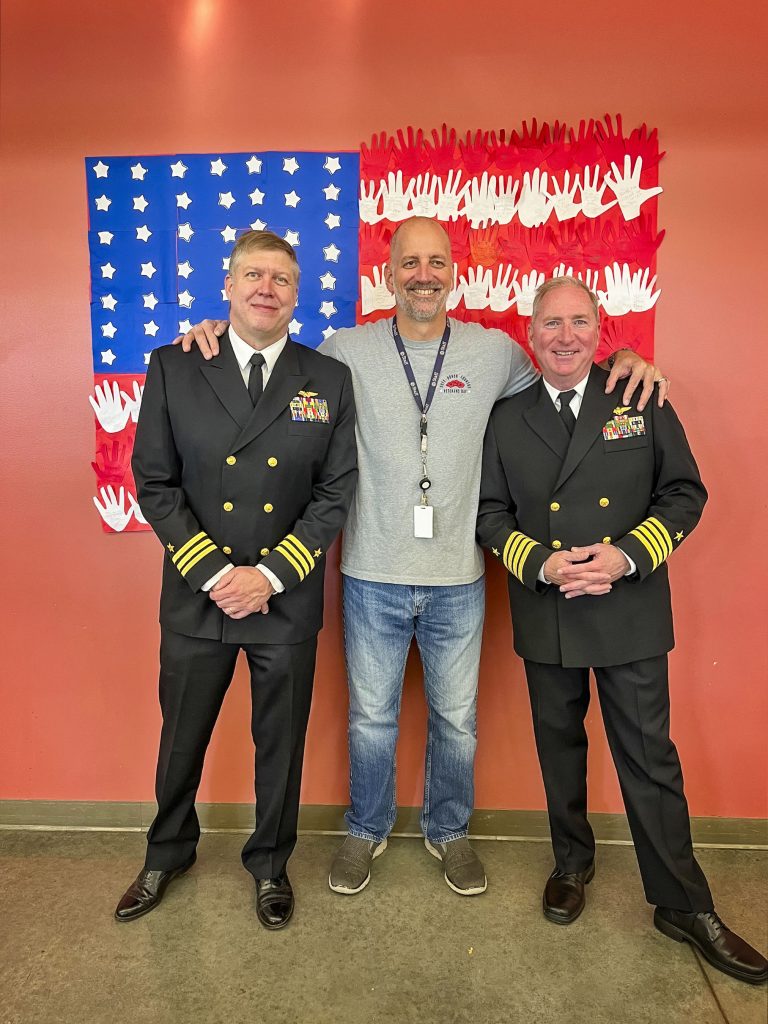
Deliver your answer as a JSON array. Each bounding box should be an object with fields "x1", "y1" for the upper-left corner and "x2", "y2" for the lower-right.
[
  {"x1": 542, "y1": 863, "x2": 595, "y2": 925},
  {"x1": 424, "y1": 839, "x2": 488, "y2": 896},
  {"x1": 328, "y1": 838, "x2": 387, "y2": 895},
  {"x1": 114, "y1": 855, "x2": 196, "y2": 923},
  {"x1": 654, "y1": 914, "x2": 768, "y2": 985}
]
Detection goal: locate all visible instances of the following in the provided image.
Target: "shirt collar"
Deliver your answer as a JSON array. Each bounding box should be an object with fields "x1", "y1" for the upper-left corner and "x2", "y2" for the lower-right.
[
  {"x1": 228, "y1": 326, "x2": 288, "y2": 373},
  {"x1": 542, "y1": 372, "x2": 590, "y2": 406}
]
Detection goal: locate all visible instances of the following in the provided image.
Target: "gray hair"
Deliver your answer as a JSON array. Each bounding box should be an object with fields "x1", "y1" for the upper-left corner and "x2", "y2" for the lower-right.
[{"x1": 531, "y1": 275, "x2": 599, "y2": 322}]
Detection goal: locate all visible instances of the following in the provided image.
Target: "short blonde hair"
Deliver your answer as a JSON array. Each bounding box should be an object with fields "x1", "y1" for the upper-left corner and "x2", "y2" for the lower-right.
[
  {"x1": 531, "y1": 275, "x2": 599, "y2": 322},
  {"x1": 228, "y1": 230, "x2": 300, "y2": 280}
]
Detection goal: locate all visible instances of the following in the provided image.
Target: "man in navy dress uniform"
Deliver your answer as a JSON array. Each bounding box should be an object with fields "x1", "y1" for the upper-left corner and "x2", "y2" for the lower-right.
[
  {"x1": 476, "y1": 275, "x2": 766, "y2": 985},
  {"x1": 115, "y1": 231, "x2": 357, "y2": 929}
]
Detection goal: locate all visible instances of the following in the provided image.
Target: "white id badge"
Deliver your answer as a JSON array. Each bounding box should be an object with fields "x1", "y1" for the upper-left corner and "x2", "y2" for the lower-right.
[{"x1": 413, "y1": 504, "x2": 434, "y2": 538}]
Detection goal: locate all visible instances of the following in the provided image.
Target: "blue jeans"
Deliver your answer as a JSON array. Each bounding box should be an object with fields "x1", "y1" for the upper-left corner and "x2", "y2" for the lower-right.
[{"x1": 343, "y1": 575, "x2": 485, "y2": 844}]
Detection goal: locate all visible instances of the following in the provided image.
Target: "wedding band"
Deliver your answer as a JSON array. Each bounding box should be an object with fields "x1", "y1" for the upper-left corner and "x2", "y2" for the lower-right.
[{"x1": 657, "y1": 376, "x2": 669, "y2": 383}]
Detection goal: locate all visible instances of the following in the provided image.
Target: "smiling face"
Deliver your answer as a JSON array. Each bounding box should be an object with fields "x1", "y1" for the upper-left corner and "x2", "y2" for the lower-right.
[
  {"x1": 528, "y1": 280, "x2": 600, "y2": 390},
  {"x1": 225, "y1": 248, "x2": 298, "y2": 349},
  {"x1": 384, "y1": 218, "x2": 453, "y2": 333}
]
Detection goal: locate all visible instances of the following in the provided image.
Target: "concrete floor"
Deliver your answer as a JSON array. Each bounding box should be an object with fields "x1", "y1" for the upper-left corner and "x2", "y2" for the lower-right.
[{"x1": 0, "y1": 831, "x2": 765, "y2": 1024}]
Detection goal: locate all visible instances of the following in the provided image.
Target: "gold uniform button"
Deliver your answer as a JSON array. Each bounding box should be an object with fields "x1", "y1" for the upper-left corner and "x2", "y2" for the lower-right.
[
  {"x1": 263, "y1": 503, "x2": 273, "y2": 513},
  {"x1": 226, "y1": 455, "x2": 237, "y2": 466},
  {"x1": 223, "y1": 501, "x2": 233, "y2": 512},
  {"x1": 222, "y1": 546, "x2": 232, "y2": 555},
  {"x1": 602, "y1": 537, "x2": 611, "y2": 545},
  {"x1": 599, "y1": 497, "x2": 610, "y2": 507},
  {"x1": 550, "y1": 501, "x2": 560, "y2": 512},
  {"x1": 260, "y1": 547, "x2": 270, "y2": 557},
  {"x1": 267, "y1": 457, "x2": 278, "y2": 467},
  {"x1": 552, "y1": 539, "x2": 562, "y2": 550}
]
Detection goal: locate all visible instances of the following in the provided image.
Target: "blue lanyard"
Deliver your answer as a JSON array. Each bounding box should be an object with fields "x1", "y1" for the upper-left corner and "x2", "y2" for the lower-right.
[{"x1": 391, "y1": 318, "x2": 451, "y2": 419}]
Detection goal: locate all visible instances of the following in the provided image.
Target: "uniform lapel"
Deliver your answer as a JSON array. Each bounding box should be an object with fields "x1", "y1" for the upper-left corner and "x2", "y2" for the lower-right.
[
  {"x1": 199, "y1": 330, "x2": 253, "y2": 429},
  {"x1": 523, "y1": 379, "x2": 570, "y2": 461},
  {"x1": 554, "y1": 367, "x2": 613, "y2": 491},
  {"x1": 231, "y1": 338, "x2": 310, "y2": 454}
]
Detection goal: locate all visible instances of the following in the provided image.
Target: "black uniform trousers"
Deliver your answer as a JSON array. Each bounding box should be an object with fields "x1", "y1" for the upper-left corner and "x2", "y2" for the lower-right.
[
  {"x1": 524, "y1": 655, "x2": 713, "y2": 912},
  {"x1": 145, "y1": 628, "x2": 317, "y2": 880}
]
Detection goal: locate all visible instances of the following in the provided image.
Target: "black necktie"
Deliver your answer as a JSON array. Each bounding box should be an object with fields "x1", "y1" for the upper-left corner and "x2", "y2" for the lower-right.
[
  {"x1": 558, "y1": 389, "x2": 577, "y2": 436},
  {"x1": 247, "y1": 352, "x2": 266, "y2": 406}
]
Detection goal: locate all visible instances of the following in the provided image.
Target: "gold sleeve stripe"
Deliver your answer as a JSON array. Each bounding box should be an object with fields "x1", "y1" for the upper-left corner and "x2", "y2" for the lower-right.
[
  {"x1": 179, "y1": 541, "x2": 217, "y2": 577},
  {"x1": 285, "y1": 533, "x2": 316, "y2": 571},
  {"x1": 172, "y1": 531, "x2": 208, "y2": 565},
  {"x1": 282, "y1": 535, "x2": 313, "y2": 575},
  {"x1": 503, "y1": 531, "x2": 539, "y2": 583},
  {"x1": 646, "y1": 516, "x2": 673, "y2": 555},
  {"x1": 176, "y1": 537, "x2": 215, "y2": 573},
  {"x1": 275, "y1": 543, "x2": 306, "y2": 581},
  {"x1": 630, "y1": 517, "x2": 673, "y2": 571}
]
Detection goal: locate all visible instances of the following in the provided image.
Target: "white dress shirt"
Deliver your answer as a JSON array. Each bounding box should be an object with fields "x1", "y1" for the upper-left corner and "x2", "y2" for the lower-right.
[{"x1": 202, "y1": 329, "x2": 289, "y2": 596}]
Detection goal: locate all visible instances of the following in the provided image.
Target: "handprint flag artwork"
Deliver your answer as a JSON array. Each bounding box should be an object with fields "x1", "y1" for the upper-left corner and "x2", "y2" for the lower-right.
[{"x1": 86, "y1": 117, "x2": 664, "y2": 533}]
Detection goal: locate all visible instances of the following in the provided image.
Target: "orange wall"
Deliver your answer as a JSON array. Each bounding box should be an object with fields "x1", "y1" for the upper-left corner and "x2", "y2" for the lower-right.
[{"x1": 1, "y1": 0, "x2": 766, "y2": 818}]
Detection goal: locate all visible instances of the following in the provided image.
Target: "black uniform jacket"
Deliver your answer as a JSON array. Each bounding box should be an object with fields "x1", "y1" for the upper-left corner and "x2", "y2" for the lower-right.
[
  {"x1": 132, "y1": 332, "x2": 357, "y2": 645},
  {"x1": 476, "y1": 366, "x2": 707, "y2": 668}
]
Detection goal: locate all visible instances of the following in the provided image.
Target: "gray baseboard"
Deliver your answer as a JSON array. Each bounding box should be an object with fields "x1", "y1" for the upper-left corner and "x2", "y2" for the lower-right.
[{"x1": 0, "y1": 801, "x2": 765, "y2": 848}]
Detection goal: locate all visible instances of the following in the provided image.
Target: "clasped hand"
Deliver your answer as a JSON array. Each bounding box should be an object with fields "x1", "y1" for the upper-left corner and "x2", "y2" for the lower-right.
[
  {"x1": 543, "y1": 544, "x2": 630, "y2": 599},
  {"x1": 210, "y1": 567, "x2": 274, "y2": 619}
]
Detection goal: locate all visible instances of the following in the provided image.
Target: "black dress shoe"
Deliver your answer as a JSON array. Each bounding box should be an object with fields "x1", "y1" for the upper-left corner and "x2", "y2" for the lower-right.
[
  {"x1": 543, "y1": 863, "x2": 595, "y2": 924},
  {"x1": 114, "y1": 853, "x2": 196, "y2": 922},
  {"x1": 654, "y1": 907, "x2": 768, "y2": 985},
  {"x1": 255, "y1": 872, "x2": 294, "y2": 930}
]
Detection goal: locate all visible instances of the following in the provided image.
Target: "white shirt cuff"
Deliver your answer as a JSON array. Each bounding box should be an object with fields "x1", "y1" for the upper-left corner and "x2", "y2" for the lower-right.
[
  {"x1": 256, "y1": 564, "x2": 285, "y2": 593},
  {"x1": 201, "y1": 563, "x2": 234, "y2": 592}
]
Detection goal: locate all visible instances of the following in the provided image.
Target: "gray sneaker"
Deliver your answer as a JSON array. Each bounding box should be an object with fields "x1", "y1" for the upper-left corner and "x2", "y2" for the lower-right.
[
  {"x1": 328, "y1": 835, "x2": 387, "y2": 894},
  {"x1": 425, "y1": 837, "x2": 487, "y2": 895}
]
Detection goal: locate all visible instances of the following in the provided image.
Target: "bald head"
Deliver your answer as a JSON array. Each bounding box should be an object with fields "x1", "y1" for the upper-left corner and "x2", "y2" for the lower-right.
[{"x1": 384, "y1": 218, "x2": 454, "y2": 334}]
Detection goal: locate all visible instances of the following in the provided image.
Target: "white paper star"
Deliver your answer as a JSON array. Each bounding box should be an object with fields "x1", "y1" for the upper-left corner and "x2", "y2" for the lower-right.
[
  {"x1": 289, "y1": 318, "x2": 303, "y2": 335},
  {"x1": 319, "y1": 301, "x2": 337, "y2": 319},
  {"x1": 284, "y1": 190, "x2": 301, "y2": 208},
  {"x1": 324, "y1": 213, "x2": 341, "y2": 229},
  {"x1": 97, "y1": 231, "x2": 113, "y2": 245},
  {"x1": 178, "y1": 260, "x2": 194, "y2": 278},
  {"x1": 324, "y1": 156, "x2": 341, "y2": 174},
  {"x1": 283, "y1": 157, "x2": 300, "y2": 175},
  {"x1": 101, "y1": 349, "x2": 117, "y2": 365},
  {"x1": 101, "y1": 322, "x2": 117, "y2": 338},
  {"x1": 250, "y1": 219, "x2": 267, "y2": 231},
  {"x1": 178, "y1": 320, "x2": 193, "y2": 333},
  {"x1": 221, "y1": 225, "x2": 237, "y2": 243},
  {"x1": 176, "y1": 192, "x2": 192, "y2": 209},
  {"x1": 178, "y1": 222, "x2": 194, "y2": 242},
  {"x1": 101, "y1": 262, "x2": 116, "y2": 279},
  {"x1": 143, "y1": 292, "x2": 158, "y2": 310},
  {"x1": 136, "y1": 224, "x2": 152, "y2": 242},
  {"x1": 131, "y1": 162, "x2": 148, "y2": 180},
  {"x1": 178, "y1": 289, "x2": 195, "y2": 307},
  {"x1": 93, "y1": 161, "x2": 109, "y2": 178},
  {"x1": 95, "y1": 195, "x2": 111, "y2": 211},
  {"x1": 222, "y1": 257, "x2": 231, "y2": 270},
  {"x1": 218, "y1": 191, "x2": 236, "y2": 209},
  {"x1": 246, "y1": 156, "x2": 263, "y2": 174},
  {"x1": 141, "y1": 261, "x2": 157, "y2": 278},
  {"x1": 323, "y1": 243, "x2": 341, "y2": 262},
  {"x1": 144, "y1": 321, "x2": 160, "y2": 337},
  {"x1": 144, "y1": 352, "x2": 152, "y2": 365},
  {"x1": 323, "y1": 184, "x2": 341, "y2": 201},
  {"x1": 284, "y1": 230, "x2": 300, "y2": 247},
  {"x1": 319, "y1": 272, "x2": 337, "y2": 290},
  {"x1": 170, "y1": 160, "x2": 188, "y2": 178},
  {"x1": 322, "y1": 325, "x2": 336, "y2": 340},
  {"x1": 210, "y1": 158, "x2": 227, "y2": 176},
  {"x1": 100, "y1": 294, "x2": 117, "y2": 311},
  {"x1": 133, "y1": 195, "x2": 149, "y2": 213},
  {"x1": 249, "y1": 188, "x2": 265, "y2": 205}
]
